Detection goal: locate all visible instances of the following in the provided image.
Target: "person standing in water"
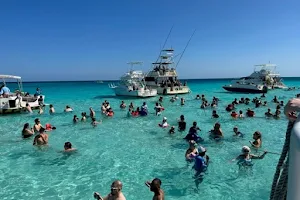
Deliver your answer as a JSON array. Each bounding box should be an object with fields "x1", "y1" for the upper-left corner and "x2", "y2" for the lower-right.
[
  {"x1": 249, "y1": 131, "x2": 262, "y2": 148},
  {"x1": 232, "y1": 146, "x2": 267, "y2": 168},
  {"x1": 90, "y1": 107, "x2": 96, "y2": 118},
  {"x1": 33, "y1": 128, "x2": 48, "y2": 146},
  {"x1": 145, "y1": 178, "x2": 164, "y2": 200},
  {"x1": 94, "y1": 180, "x2": 126, "y2": 200},
  {"x1": 193, "y1": 146, "x2": 209, "y2": 188},
  {"x1": 49, "y1": 104, "x2": 55, "y2": 114}
]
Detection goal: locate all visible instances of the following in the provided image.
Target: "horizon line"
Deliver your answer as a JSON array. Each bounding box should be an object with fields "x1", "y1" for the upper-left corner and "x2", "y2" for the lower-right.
[{"x1": 16, "y1": 76, "x2": 300, "y2": 83}]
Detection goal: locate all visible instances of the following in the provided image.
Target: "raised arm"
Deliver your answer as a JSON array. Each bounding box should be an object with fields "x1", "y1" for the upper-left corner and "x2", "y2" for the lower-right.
[{"x1": 251, "y1": 151, "x2": 268, "y2": 159}]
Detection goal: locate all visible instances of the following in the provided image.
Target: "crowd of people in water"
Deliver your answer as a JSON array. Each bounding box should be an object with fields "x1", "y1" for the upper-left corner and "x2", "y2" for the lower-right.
[{"x1": 18, "y1": 87, "x2": 300, "y2": 199}]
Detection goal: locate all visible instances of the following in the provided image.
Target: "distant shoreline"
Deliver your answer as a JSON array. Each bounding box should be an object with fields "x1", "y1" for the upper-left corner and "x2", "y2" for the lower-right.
[{"x1": 16, "y1": 76, "x2": 300, "y2": 83}]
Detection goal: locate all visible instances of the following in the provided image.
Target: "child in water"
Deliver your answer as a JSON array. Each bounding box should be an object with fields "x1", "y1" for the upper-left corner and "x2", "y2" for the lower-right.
[{"x1": 169, "y1": 126, "x2": 175, "y2": 134}]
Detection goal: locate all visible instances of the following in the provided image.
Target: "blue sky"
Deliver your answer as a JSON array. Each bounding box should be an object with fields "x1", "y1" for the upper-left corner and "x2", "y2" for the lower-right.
[{"x1": 0, "y1": 0, "x2": 299, "y2": 81}]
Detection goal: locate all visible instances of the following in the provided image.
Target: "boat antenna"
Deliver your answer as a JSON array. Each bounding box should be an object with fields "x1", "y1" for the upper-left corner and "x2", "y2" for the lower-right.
[
  {"x1": 155, "y1": 25, "x2": 174, "y2": 63},
  {"x1": 175, "y1": 29, "x2": 196, "y2": 69}
]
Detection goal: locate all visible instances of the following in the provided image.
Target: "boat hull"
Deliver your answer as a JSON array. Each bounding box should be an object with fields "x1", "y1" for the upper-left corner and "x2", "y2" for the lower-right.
[
  {"x1": 223, "y1": 86, "x2": 267, "y2": 94},
  {"x1": 0, "y1": 95, "x2": 45, "y2": 114},
  {"x1": 153, "y1": 86, "x2": 190, "y2": 95},
  {"x1": 114, "y1": 88, "x2": 157, "y2": 98}
]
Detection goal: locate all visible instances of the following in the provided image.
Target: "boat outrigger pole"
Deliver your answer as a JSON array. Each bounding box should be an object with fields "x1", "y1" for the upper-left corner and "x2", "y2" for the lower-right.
[
  {"x1": 175, "y1": 29, "x2": 196, "y2": 69},
  {"x1": 155, "y1": 25, "x2": 174, "y2": 63}
]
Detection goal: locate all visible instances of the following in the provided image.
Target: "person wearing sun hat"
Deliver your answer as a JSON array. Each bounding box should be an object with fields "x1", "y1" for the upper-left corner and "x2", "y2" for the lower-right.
[{"x1": 232, "y1": 146, "x2": 268, "y2": 167}]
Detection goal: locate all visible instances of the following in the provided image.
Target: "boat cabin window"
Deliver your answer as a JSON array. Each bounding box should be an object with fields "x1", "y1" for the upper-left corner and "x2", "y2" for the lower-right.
[{"x1": 145, "y1": 77, "x2": 155, "y2": 82}]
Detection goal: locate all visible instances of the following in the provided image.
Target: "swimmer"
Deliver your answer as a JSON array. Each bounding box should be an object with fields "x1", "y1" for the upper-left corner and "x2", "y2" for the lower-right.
[
  {"x1": 249, "y1": 131, "x2": 262, "y2": 148},
  {"x1": 64, "y1": 105, "x2": 73, "y2": 112},
  {"x1": 211, "y1": 110, "x2": 219, "y2": 118},
  {"x1": 63, "y1": 142, "x2": 77, "y2": 152},
  {"x1": 178, "y1": 115, "x2": 186, "y2": 131},
  {"x1": 33, "y1": 128, "x2": 48, "y2": 146},
  {"x1": 94, "y1": 180, "x2": 126, "y2": 200},
  {"x1": 196, "y1": 94, "x2": 200, "y2": 100},
  {"x1": 145, "y1": 178, "x2": 164, "y2": 200},
  {"x1": 91, "y1": 117, "x2": 102, "y2": 127},
  {"x1": 73, "y1": 115, "x2": 79, "y2": 123},
  {"x1": 170, "y1": 96, "x2": 176, "y2": 102},
  {"x1": 231, "y1": 111, "x2": 238, "y2": 119},
  {"x1": 233, "y1": 126, "x2": 243, "y2": 137},
  {"x1": 184, "y1": 122, "x2": 202, "y2": 142},
  {"x1": 238, "y1": 110, "x2": 244, "y2": 118},
  {"x1": 159, "y1": 96, "x2": 163, "y2": 102},
  {"x1": 101, "y1": 103, "x2": 107, "y2": 113},
  {"x1": 22, "y1": 123, "x2": 34, "y2": 138},
  {"x1": 25, "y1": 103, "x2": 32, "y2": 113},
  {"x1": 141, "y1": 102, "x2": 148, "y2": 113},
  {"x1": 45, "y1": 123, "x2": 56, "y2": 131},
  {"x1": 81, "y1": 112, "x2": 87, "y2": 121},
  {"x1": 246, "y1": 108, "x2": 255, "y2": 117},
  {"x1": 273, "y1": 96, "x2": 279, "y2": 103},
  {"x1": 129, "y1": 102, "x2": 134, "y2": 110},
  {"x1": 49, "y1": 104, "x2": 55, "y2": 114},
  {"x1": 265, "y1": 108, "x2": 273, "y2": 117},
  {"x1": 90, "y1": 107, "x2": 95, "y2": 118},
  {"x1": 33, "y1": 118, "x2": 44, "y2": 133},
  {"x1": 169, "y1": 126, "x2": 175, "y2": 134},
  {"x1": 38, "y1": 105, "x2": 44, "y2": 114},
  {"x1": 193, "y1": 146, "x2": 209, "y2": 188},
  {"x1": 232, "y1": 146, "x2": 267, "y2": 168},
  {"x1": 273, "y1": 108, "x2": 281, "y2": 119},
  {"x1": 185, "y1": 140, "x2": 198, "y2": 161},
  {"x1": 120, "y1": 101, "x2": 126, "y2": 109},
  {"x1": 210, "y1": 122, "x2": 223, "y2": 139},
  {"x1": 280, "y1": 101, "x2": 284, "y2": 106},
  {"x1": 180, "y1": 98, "x2": 185, "y2": 106},
  {"x1": 154, "y1": 103, "x2": 163, "y2": 116},
  {"x1": 160, "y1": 117, "x2": 168, "y2": 128},
  {"x1": 263, "y1": 101, "x2": 267, "y2": 106}
]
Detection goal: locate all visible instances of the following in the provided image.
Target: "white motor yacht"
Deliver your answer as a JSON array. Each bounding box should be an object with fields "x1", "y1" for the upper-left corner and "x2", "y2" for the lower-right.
[
  {"x1": 109, "y1": 62, "x2": 157, "y2": 98},
  {"x1": 0, "y1": 75, "x2": 46, "y2": 114},
  {"x1": 144, "y1": 49, "x2": 190, "y2": 95},
  {"x1": 223, "y1": 63, "x2": 287, "y2": 93}
]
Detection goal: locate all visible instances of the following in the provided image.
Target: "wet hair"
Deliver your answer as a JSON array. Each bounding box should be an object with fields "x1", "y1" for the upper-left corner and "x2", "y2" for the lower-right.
[
  {"x1": 39, "y1": 127, "x2": 45, "y2": 133},
  {"x1": 26, "y1": 103, "x2": 29, "y2": 106},
  {"x1": 254, "y1": 131, "x2": 261, "y2": 138},
  {"x1": 180, "y1": 115, "x2": 184, "y2": 120},
  {"x1": 50, "y1": 104, "x2": 53, "y2": 108},
  {"x1": 34, "y1": 118, "x2": 40, "y2": 123},
  {"x1": 23, "y1": 123, "x2": 30, "y2": 131},
  {"x1": 151, "y1": 178, "x2": 162, "y2": 193},
  {"x1": 64, "y1": 142, "x2": 72, "y2": 149},
  {"x1": 239, "y1": 110, "x2": 243, "y2": 114},
  {"x1": 193, "y1": 121, "x2": 197, "y2": 126}
]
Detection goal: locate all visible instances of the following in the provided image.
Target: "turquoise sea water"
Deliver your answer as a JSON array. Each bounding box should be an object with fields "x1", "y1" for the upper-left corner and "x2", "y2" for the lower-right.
[{"x1": 1, "y1": 78, "x2": 300, "y2": 200}]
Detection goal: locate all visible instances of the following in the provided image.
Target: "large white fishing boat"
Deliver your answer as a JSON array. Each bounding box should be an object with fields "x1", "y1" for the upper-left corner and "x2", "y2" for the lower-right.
[
  {"x1": 144, "y1": 49, "x2": 190, "y2": 95},
  {"x1": 109, "y1": 62, "x2": 157, "y2": 98},
  {"x1": 223, "y1": 63, "x2": 287, "y2": 93},
  {"x1": 0, "y1": 75, "x2": 45, "y2": 114}
]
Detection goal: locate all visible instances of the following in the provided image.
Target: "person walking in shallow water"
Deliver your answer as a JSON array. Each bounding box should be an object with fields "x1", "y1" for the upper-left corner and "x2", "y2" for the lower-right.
[
  {"x1": 145, "y1": 178, "x2": 164, "y2": 200},
  {"x1": 94, "y1": 180, "x2": 126, "y2": 200}
]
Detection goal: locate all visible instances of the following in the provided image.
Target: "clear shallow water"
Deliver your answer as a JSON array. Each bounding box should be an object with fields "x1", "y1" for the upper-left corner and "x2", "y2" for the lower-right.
[{"x1": 0, "y1": 78, "x2": 300, "y2": 200}]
